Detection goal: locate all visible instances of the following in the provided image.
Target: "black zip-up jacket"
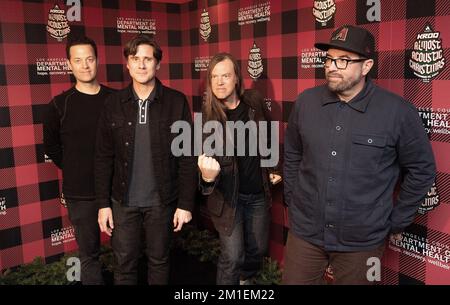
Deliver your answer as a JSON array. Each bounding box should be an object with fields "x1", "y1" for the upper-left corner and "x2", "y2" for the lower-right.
[
  {"x1": 199, "y1": 89, "x2": 281, "y2": 236},
  {"x1": 43, "y1": 85, "x2": 115, "y2": 201},
  {"x1": 95, "y1": 78, "x2": 197, "y2": 211}
]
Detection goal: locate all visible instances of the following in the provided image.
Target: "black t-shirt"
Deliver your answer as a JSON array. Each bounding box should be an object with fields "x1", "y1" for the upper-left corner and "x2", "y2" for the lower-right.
[
  {"x1": 43, "y1": 85, "x2": 115, "y2": 200},
  {"x1": 226, "y1": 101, "x2": 263, "y2": 194}
]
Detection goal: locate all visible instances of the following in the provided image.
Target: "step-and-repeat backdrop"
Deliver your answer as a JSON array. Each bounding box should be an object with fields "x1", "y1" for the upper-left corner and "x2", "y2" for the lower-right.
[{"x1": 0, "y1": 0, "x2": 449, "y2": 284}]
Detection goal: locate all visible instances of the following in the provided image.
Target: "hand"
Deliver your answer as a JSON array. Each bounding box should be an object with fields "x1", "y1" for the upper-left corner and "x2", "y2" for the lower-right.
[
  {"x1": 198, "y1": 154, "x2": 220, "y2": 182},
  {"x1": 173, "y1": 208, "x2": 192, "y2": 232},
  {"x1": 98, "y1": 207, "x2": 114, "y2": 236},
  {"x1": 389, "y1": 232, "x2": 402, "y2": 244},
  {"x1": 270, "y1": 174, "x2": 282, "y2": 185}
]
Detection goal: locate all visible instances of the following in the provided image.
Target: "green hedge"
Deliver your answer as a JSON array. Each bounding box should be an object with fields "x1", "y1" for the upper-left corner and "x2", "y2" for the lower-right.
[{"x1": 0, "y1": 225, "x2": 281, "y2": 285}]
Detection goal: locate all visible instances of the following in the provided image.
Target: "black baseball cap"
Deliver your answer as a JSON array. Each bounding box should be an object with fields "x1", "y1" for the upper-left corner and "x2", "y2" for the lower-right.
[{"x1": 315, "y1": 25, "x2": 375, "y2": 59}]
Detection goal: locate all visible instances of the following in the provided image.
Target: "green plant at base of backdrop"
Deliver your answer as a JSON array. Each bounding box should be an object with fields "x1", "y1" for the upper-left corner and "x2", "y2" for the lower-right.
[
  {"x1": 0, "y1": 256, "x2": 71, "y2": 285},
  {"x1": 0, "y1": 225, "x2": 282, "y2": 285}
]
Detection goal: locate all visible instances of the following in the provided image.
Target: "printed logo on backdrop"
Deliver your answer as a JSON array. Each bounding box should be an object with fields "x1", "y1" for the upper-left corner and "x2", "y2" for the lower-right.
[
  {"x1": 418, "y1": 107, "x2": 450, "y2": 135},
  {"x1": 0, "y1": 197, "x2": 6, "y2": 216},
  {"x1": 418, "y1": 182, "x2": 440, "y2": 214},
  {"x1": 194, "y1": 56, "x2": 211, "y2": 72},
  {"x1": 313, "y1": 0, "x2": 336, "y2": 26},
  {"x1": 51, "y1": 226, "x2": 75, "y2": 246},
  {"x1": 117, "y1": 17, "x2": 156, "y2": 35},
  {"x1": 409, "y1": 24, "x2": 446, "y2": 83},
  {"x1": 46, "y1": 1, "x2": 81, "y2": 41},
  {"x1": 238, "y1": 1, "x2": 271, "y2": 26},
  {"x1": 389, "y1": 232, "x2": 450, "y2": 271},
  {"x1": 300, "y1": 48, "x2": 326, "y2": 69},
  {"x1": 248, "y1": 42, "x2": 263, "y2": 80},
  {"x1": 36, "y1": 58, "x2": 72, "y2": 76},
  {"x1": 47, "y1": 5, "x2": 71, "y2": 41},
  {"x1": 199, "y1": 9, "x2": 211, "y2": 42}
]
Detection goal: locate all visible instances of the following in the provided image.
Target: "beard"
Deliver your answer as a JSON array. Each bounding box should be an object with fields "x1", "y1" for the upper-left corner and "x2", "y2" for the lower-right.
[{"x1": 326, "y1": 73, "x2": 361, "y2": 94}]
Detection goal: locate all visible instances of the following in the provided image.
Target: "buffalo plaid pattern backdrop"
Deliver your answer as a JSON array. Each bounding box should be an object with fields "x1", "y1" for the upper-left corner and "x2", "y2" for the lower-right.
[{"x1": 0, "y1": 0, "x2": 449, "y2": 284}]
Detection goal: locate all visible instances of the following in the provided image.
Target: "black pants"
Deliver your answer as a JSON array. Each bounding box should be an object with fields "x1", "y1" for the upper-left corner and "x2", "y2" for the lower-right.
[
  {"x1": 66, "y1": 200, "x2": 104, "y2": 285},
  {"x1": 111, "y1": 200, "x2": 174, "y2": 285}
]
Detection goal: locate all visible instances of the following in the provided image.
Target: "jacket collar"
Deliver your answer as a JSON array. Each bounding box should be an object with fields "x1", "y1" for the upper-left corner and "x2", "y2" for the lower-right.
[
  {"x1": 321, "y1": 78, "x2": 375, "y2": 113},
  {"x1": 120, "y1": 77, "x2": 164, "y2": 104}
]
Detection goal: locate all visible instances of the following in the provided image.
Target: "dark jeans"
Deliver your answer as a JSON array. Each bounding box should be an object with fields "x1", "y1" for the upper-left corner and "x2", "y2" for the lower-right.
[
  {"x1": 282, "y1": 232, "x2": 385, "y2": 285},
  {"x1": 111, "y1": 200, "x2": 174, "y2": 285},
  {"x1": 216, "y1": 192, "x2": 270, "y2": 285},
  {"x1": 66, "y1": 200, "x2": 103, "y2": 285}
]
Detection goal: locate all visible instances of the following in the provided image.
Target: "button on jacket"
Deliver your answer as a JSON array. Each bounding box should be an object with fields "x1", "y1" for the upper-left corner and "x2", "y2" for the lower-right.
[
  {"x1": 95, "y1": 78, "x2": 197, "y2": 212},
  {"x1": 284, "y1": 79, "x2": 435, "y2": 251}
]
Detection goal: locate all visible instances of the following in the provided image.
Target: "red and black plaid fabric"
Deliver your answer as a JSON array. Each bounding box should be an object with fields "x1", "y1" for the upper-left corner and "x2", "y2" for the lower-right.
[{"x1": 1, "y1": 0, "x2": 449, "y2": 284}]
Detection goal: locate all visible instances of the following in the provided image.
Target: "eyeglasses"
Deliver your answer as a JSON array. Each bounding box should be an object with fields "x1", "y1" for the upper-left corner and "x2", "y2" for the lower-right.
[{"x1": 324, "y1": 56, "x2": 368, "y2": 70}]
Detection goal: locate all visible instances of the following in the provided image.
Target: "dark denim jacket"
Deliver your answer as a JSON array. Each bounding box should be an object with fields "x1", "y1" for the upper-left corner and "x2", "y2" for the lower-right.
[{"x1": 95, "y1": 78, "x2": 197, "y2": 211}]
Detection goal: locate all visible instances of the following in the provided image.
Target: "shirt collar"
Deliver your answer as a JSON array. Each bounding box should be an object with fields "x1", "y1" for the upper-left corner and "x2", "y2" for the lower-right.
[
  {"x1": 132, "y1": 85, "x2": 156, "y2": 103},
  {"x1": 121, "y1": 77, "x2": 163, "y2": 104},
  {"x1": 321, "y1": 78, "x2": 375, "y2": 113}
]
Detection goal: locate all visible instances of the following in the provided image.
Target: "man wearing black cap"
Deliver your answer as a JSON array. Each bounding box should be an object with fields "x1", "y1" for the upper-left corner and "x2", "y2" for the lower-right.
[{"x1": 283, "y1": 25, "x2": 435, "y2": 284}]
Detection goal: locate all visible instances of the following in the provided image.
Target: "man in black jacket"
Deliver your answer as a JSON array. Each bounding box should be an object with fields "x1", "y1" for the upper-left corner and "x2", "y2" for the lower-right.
[
  {"x1": 95, "y1": 34, "x2": 196, "y2": 285},
  {"x1": 43, "y1": 35, "x2": 115, "y2": 284},
  {"x1": 283, "y1": 25, "x2": 436, "y2": 284},
  {"x1": 197, "y1": 53, "x2": 281, "y2": 285}
]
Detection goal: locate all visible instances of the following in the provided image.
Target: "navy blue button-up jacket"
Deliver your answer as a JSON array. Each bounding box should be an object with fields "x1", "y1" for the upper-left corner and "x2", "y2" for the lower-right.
[{"x1": 284, "y1": 79, "x2": 436, "y2": 251}]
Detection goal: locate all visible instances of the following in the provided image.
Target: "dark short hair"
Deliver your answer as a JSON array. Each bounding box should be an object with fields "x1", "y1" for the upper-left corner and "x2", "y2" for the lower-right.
[
  {"x1": 66, "y1": 35, "x2": 98, "y2": 59},
  {"x1": 123, "y1": 34, "x2": 162, "y2": 63}
]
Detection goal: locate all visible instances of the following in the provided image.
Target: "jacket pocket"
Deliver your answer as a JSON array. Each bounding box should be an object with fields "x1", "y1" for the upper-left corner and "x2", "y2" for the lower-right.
[
  {"x1": 340, "y1": 225, "x2": 381, "y2": 244},
  {"x1": 350, "y1": 134, "x2": 387, "y2": 170},
  {"x1": 207, "y1": 190, "x2": 225, "y2": 217},
  {"x1": 296, "y1": 192, "x2": 318, "y2": 224},
  {"x1": 110, "y1": 117, "x2": 126, "y2": 158},
  {"x1": 110, "y1": 116, "x2": 125, "y2": 144},
  {"x1": 342, "y1": 200, "x2": 383, "y2": 226},
  {"x1": 339, "y1": 200, "x2": 386, "y2": 245},
  {"x1": 110, "y1": 116, "x2": 125, "y2": 129}
]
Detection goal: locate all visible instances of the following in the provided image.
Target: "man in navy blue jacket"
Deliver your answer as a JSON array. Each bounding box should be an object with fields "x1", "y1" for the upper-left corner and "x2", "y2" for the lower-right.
[{"x1": 283, "y1": 25, "x2": 435, "y2": 284}]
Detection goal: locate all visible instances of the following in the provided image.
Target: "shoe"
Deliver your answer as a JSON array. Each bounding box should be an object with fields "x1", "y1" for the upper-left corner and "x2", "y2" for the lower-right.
[{"x1": 239, "y1": 277, "x2": 255, "y2": 285}]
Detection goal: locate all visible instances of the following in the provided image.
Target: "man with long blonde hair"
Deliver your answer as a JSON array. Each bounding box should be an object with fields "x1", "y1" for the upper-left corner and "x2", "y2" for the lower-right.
[{"x1": 198, "y1": 52, "x2": 281, "y2": 285}]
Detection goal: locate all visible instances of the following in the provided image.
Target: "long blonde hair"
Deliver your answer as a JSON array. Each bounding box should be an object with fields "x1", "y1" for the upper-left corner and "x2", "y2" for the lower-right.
[{"x1": 203, "y1": 53, "x2": 244, "y2": 123}]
